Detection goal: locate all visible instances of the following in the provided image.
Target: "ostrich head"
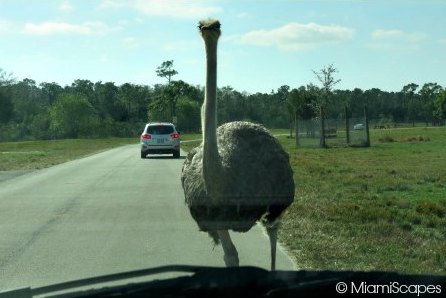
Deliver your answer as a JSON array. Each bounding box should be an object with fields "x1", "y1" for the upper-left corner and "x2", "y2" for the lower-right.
[{"x1": 199, "y1": 19, "x2": 221, "y2": 42}]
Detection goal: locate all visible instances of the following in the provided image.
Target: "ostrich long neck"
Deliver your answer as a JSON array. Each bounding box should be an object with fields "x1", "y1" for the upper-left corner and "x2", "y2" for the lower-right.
[{"x1": 202, "y1": 37, "x2": 223, "y2": 194}]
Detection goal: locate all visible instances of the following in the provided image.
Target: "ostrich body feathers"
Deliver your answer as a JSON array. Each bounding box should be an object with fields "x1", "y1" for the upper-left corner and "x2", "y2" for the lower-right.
[{"x1": 181, "y1": 121, "x2": 295, "y2": 236}]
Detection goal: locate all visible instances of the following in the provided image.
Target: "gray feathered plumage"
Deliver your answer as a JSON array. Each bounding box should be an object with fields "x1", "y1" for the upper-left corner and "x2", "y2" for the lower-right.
[{"x1": 181, "y1": 121, "x2": 295, "y2": 242}]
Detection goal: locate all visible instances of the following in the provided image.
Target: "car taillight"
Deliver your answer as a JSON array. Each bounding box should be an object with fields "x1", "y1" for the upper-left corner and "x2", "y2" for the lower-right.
[
  {"x1": 170, "y1": 133, "x2": 180, "y2": 139},
  {"x1": 141, "y1": 133, "x2": 151, "y2": 139}
]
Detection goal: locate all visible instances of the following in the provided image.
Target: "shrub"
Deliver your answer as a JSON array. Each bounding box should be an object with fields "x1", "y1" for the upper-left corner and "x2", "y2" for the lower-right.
[
  {"x1": 379, "y1": 135, "x2": 395, "y2": 142},
  {"x1": 416, "y1": 201, "x2": 445, "y2": 218},
  {"x1": 404, "y1": 135, "x2": 430, "y2": 142}
]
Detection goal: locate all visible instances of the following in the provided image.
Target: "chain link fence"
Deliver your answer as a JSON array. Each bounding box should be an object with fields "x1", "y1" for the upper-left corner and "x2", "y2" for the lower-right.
[{"x1": 295, "y1": 115, "x2": 369, "y2": 148}]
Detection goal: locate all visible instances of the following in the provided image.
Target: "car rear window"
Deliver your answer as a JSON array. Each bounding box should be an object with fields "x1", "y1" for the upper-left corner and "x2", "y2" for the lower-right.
[{"x1": 147, "y1": 125, "x2": 174, "y2": 135}]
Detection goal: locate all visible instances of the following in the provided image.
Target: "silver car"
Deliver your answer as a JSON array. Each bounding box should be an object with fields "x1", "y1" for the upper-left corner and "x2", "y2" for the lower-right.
[{"x1": 140, "y1": 122, "x2": 180, "y2": 158}]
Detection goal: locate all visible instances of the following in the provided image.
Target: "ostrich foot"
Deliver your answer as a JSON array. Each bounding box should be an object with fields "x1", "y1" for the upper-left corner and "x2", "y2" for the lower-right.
[
  {"x1": 217, "y1": 230, "x2": 239, "y2": 267},
  {"x1": 224, "y1": 253, "x2": 239, "y2": 267}
]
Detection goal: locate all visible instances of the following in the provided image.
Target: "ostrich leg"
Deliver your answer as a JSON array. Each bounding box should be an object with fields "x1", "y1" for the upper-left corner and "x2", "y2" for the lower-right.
[
  {"x1": 266, "y1": 225, "x2": 278, "y2": 271},
  {"x1": 217, "y1": 230, "x2": 239, "y2": 267}
]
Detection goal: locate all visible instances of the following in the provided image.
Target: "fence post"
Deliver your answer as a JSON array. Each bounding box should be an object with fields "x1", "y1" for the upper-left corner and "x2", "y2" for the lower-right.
[
  {"x1": 364, "y1": 105, "x2": 371, "y2": 147},
  {"x1": 295, "y1": 110, "x2": 299, "y2": 147},
  {"x1": 320, "y1": 107, "x2": 326, "y2": 148},
  {"x1": 345, "y1": 106, "x2": 350, "y2": 145}
]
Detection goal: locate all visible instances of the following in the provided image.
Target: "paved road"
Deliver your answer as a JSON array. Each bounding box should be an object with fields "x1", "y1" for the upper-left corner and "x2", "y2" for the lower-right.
[{"x1": 0, "y1": 145, "x2": 295, "y2": 290}]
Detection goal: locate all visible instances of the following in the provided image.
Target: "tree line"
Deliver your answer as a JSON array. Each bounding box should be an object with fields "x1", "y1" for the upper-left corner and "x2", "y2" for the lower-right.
[{"x1": 0, "y1": 66, "x2": 445, "y2": 142}]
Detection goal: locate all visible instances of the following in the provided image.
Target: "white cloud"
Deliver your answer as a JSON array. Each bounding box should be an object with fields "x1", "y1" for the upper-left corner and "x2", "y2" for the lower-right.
[
  {"x1": 123, "y1": 36, "x2": 139, "y2": 48},
  {"x1": 371, "y1": 29, "x2": 428, "y2": 43},
  {"x1": 99, "y1": 0, "x2": 127, "y2": 9},
  {"x1": 59, "y1": 0, "x2": 74, "y2": 12},
  {"x1": 237, "y1": 22, "x2": 354, "y2": 51},
  {"x1": 0, "y1": 19, "x2": 14, "y2": 33},
  {"x1": 100, "y1": 0, "x2": 222, "y2": 19},
  {"x1": 22, "y1": 21, "x2": 118, "y2": 36},
  {"x1": 368, "y1": 29, "x2": 428, "y2": 51}
]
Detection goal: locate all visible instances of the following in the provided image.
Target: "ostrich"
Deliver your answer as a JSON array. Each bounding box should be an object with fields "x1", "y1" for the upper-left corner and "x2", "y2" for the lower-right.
[{"x1": 181, "y1": 19, "x2": 295, "y2": 270}]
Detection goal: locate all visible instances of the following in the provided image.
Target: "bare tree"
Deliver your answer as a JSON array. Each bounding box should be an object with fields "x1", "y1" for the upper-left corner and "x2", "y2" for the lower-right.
[
  {"x1": 0, "y1": 67, "x2": 15, "y2": 87},
  {"x1": 313, "y1": 64, "x2": 341, "y2": 147},
  {"x1": 156, "y1": 60, "x2": 178, "y2": 85}
]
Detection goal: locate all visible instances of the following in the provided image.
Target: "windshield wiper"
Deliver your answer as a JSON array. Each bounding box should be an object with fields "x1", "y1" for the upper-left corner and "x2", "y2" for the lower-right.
[
  {"x1": 1, "y1": 265, "x2": 445, "y2": 298},
  {"x1": 1, "y1": 265, "x2": 201, "y2": 298}
]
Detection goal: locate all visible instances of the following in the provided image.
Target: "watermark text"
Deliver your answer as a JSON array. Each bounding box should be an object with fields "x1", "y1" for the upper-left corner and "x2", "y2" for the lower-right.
[{"x1": 336, "y1": 281, "x2": 441, "y2": 296}]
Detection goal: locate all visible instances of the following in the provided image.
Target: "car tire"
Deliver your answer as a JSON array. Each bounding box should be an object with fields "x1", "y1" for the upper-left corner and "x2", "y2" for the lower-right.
[
  {"x1": 173, "y1": 150, "x2": 180, "y2": 158},
  {"x1": 141, "y1": 151, "x2": 147, "y2": 159}
]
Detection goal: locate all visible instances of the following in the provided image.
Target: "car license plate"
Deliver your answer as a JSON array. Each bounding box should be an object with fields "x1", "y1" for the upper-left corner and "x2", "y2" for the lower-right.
[{"x1": 157, "y1": 138, "x2": 164, "y2": 144}]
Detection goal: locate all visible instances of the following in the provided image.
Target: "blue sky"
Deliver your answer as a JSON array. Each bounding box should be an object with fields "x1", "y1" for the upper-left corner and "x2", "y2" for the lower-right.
[{"x1": 0, "y1": 0, "x2": 445, "y2": 93}]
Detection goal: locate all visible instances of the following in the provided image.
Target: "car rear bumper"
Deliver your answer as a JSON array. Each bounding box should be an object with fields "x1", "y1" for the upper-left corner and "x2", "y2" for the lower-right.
[{"x1": 141, "y1": 144, "x2": 180, "y2": 154}]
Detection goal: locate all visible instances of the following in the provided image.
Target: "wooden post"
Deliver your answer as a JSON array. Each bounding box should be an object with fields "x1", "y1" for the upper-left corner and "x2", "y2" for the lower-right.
[
  {"x1": 364, "y1": 105, "x2": 370, "y2": 147},
  {"x1": 320, "y1": 106, "x2": 326, "y2": 148},
  {"x1": 295, "y1": 110, "x2": 299, "y2": 147},
  {"x1": 345, "y1": 106, "x2": 350, "y2": 145}
]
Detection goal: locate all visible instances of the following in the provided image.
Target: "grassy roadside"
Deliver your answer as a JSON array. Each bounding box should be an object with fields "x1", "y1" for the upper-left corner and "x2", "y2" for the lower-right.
[
  {"x1": 180, "y1": 133, "x2": 202, "y2": 142},
  {"x1": 0, "y1": 132, "x2": 203, "y2": 172},
  {"x1": 280, "y1": 127, "x2": 446, "y2": 274},
  {"x1": 0, "y1": 138, "x2": 137, "y2": 171},
  {"x1": 181, "y1": 126, "x2": 446, "y2": 274}
]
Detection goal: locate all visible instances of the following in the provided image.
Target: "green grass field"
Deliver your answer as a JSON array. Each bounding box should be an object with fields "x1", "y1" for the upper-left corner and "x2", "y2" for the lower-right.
[
  {"x1": 280, "y1": 127, "x2": 446, "y2": 274},
  {"x1": 0, "y1": 138, "x2": 136, "y2": 171},
  {"x1": 1, "y1": 127, "x2": 445, "y2": 274}
]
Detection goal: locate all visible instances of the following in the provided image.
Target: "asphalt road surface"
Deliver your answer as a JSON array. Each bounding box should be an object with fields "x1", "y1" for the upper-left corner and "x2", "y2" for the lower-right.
[{"x1": 0, "y1": 144, "x2": 295, "y2": 291}]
